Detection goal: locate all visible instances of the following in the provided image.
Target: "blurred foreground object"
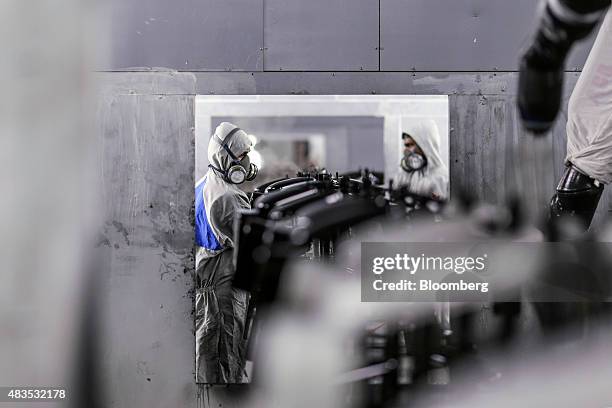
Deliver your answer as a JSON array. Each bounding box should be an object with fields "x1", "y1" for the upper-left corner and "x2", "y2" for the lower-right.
[
  {"x1": 0, "y1": 1, "x2": 101, "y2": 407},
  {"x1": 519, "y1": 1, "x2": 612, "y2": 232},
  {"x1": 518, "y1": 0, "x2": 610, "y2": 133},
  {"x1": 549, "y1": 164, "x2": 604, "y2": 231},
  {"x1": 243, "y1": 196, "x2": 612, "y2": 407},
  {"x1": 548, "y1": 8, "x2": 612, "y2": 232}
]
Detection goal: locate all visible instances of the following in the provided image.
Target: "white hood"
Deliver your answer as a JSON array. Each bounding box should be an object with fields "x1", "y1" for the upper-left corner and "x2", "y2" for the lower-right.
[
  {"x1": 394, "y1": 120, "x2": 449, "y2": 199},
  {"x1": 208, "y1": 122, "x2": 253, "y2": 172}
]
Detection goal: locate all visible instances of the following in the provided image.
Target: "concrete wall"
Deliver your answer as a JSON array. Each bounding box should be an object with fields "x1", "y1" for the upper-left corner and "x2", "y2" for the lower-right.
[
  {"x1": 95, "y1": 2, "x2": 611, "y2": 408},
  {"x1": 96, "y1": 73, "x2": 197, "y2": 407}
]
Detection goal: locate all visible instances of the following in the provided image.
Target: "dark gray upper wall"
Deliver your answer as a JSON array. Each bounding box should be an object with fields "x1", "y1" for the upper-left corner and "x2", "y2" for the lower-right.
[
  {"x1": 103, "y1": 0, "x2": 596, "y2": 72},
  {"x1": 108, "y1": 0, "x2": 264, "y2": 71},
  {"x1": 380, "y1": 0, "x2": 592, "y2": 71}
]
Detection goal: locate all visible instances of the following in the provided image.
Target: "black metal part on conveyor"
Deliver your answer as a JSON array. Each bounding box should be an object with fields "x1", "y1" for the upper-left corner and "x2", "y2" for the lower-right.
[
  {"x1": 233, "y1": 213, "x2": 295, "y2": 303},
  {"x1": 250, "y1": 177, "x2": 290, "y2": 205},
  {"x1": 269, "y1": 189, "x2": 338, "y2": 219},
  {"x1": 233, "y1": 207, "x2": 299, "y2": 299},
  {"x1": 390, "y1": 186, "x2": 445, "y2": 213},
  {"x1": 254, "y1": 181, "x2": 323, "y2": 216},
  {"x1": 236, "y1": 192, "x2": 388, "y2": 303},
  {"x1": 339, "y1": 176, "x2": 350, "y2": 194},
  {"x1": 235, "y1": 183, "x2": 331, "y2": 301},
  {"x1": 254, "y1": 176, "x2": 290, "y2": 194},
  {"x1": 236, "y1": 179, "x2": 332, "y2": 300},
  {"x1": 292, "y1": 194, "x2": 388, "y2": 241},
  {"x1": 264, "y1": 176, "x2": 315, "y2": 193},
  {"x1": 340, "y1": 170, "x2": 385, "y2": 184},
  {"x1": 233, "y1": 209, "x2": 265, "y2": 293},
  {"x1": 317, "y1": 172, "x2": 332, "y2": 182},
  {"x1": 232, "y1": 208, "x2": 295, "y2": 303},
  {"x1": 348, "y1": 177, "x2": 387, "y2": 197}
]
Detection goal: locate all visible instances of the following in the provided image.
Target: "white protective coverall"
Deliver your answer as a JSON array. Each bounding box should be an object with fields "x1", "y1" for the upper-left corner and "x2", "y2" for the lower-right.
[
  {"x1": 195, "y1": 122, "x2": 252, "y2": 383},
  {"x1": 566, "y1": 9, "x2": 612, "y2": 184},
  {"x1": 394, "y1": 120, "x2": 449, "y2": 200}
]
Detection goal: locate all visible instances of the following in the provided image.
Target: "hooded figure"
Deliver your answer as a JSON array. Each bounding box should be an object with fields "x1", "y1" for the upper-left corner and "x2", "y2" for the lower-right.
[
  {"x1": 394, "y1": 120, "x2": 449, "y2": 200},
  {"x1": 566, "y1": 9, "x2": 612, "y2": 186},
  {"x1": 551, "y1": 9, "x2": 611, "y2": 230},
  {"x1": 195, "y1": 122, "x2": 255, "y2": 383}
]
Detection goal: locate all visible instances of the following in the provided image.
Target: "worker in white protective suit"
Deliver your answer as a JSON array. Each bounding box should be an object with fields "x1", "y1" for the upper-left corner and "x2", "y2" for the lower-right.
[
  {"x1": 518, "y1": 0, "x2": 611, "y2": 230},
  {"x1": 394, "y1": 120, "x2": 449, "y2": 200},
  {"x1": 553, "y1": 9, "x2": 612, "y2": 229},
  {"x1": 195, "y1": 122, "x2": 258, "y2": 383}
]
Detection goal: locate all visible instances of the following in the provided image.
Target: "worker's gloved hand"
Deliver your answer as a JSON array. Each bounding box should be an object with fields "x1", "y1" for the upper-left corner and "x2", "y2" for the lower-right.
[{"x1": 518, "y1": 49, "x2": 564, "y2": 135}]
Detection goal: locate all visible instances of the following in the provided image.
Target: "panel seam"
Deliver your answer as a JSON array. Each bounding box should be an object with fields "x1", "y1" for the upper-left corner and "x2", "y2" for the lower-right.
[
  {"x1": 378, "y1": 0, "x2": 381, "y2": 71},
  {"x1": 262, "y1": 0, "x2": 266, "y2": 71}
]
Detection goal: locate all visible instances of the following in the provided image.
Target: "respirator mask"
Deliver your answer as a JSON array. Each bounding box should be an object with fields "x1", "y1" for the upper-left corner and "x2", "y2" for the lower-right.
[
  {"x1": 209, "y1": 127, "x2": 259, "y2": 184},
  {"x1": 401, "y1": 151, "x2": 427, "y2": 172}
]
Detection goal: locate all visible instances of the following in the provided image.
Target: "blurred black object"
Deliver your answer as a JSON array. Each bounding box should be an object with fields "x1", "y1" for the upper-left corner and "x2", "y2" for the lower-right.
[
  {"x1": 518, "y1": 0, "x2": 610, "y2": 134},
  {"x1": 549, "y1": 164, "x2": 604, "y2": 232},
  {"x1": 251, "y1": 176, "x2": 289, "y2": 202},
  {"x1": 236, "y1": 172, "x2": 612, "y2": 406},
  {"x1": 235, "y1": 169, "x2": 445, "y2": 305}
]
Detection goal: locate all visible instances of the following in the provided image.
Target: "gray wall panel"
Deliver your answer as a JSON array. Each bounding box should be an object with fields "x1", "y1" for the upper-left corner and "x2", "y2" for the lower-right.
[
  {"x1": 380, "y1": 0, "x2": 596, "y2": 71},
  {"x1": 107, "y1": 0, "x2": 263, "y2": 71},
  {"x1": 96, "y1": 75, "x2": 196, "y2": 407},
  {"x1": 263, "y1": 0, "x2": 379, "y2": 71}
]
